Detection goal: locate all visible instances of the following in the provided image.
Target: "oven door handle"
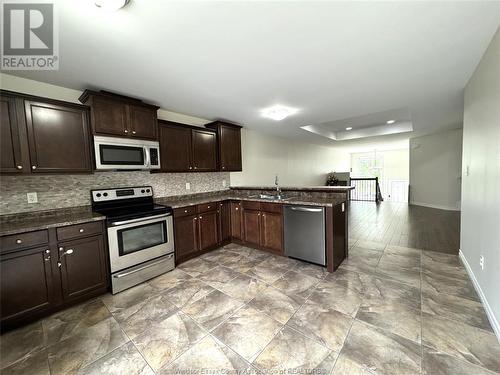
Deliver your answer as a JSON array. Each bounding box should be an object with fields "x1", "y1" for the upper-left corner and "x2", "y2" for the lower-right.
[
  {"x1": 110, "y1": 213, "x2": 171, "y2": 227},
  {"x1": 113, "y1": 254, "x2": 174, "y2": 278}
]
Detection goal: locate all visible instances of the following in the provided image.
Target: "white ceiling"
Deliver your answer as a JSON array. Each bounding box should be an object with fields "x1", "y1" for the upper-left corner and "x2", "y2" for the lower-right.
[{"x1": 9, "y1": 0, "x2": 500, "y2": 145}]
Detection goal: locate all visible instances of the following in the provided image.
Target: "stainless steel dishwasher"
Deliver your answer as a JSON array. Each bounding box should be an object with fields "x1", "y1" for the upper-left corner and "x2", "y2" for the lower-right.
[{"x1": 284, "y1": 205, "x2": 326, "y2": 266}]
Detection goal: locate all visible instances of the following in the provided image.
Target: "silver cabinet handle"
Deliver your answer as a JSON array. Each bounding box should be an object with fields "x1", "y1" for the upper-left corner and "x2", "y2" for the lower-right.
[
  {"x1": 207, "y1": 206, "x2": 210, "y2": 209},
  {"x1": 16, "y1": 165, "x2": 23, "y2": 170},
  {"x1": 132, "y1": 130, "x2": 136, "y2": 134},
  {"x1": 31, "y1": 165, "x2": 37, "y2": 170},
  {"x1": 16, "y1": 239, "x2": 22, "y2": 244},
  {"x1": 79, "y1": 228, "x2": 84, "y2": 233},
  {"x1": 199, "y1": 216, "x2": 202, "y2": 219},
  {"x1": 57, "y1": 261, "x2": 62, "y2": 267},
  {"x1": 59, "y1": 246, "x2": 64, "y2": 251},
  {"x1": 222, "y1": 166, "x2": 225, "y2": 169},
  {"x1": 194, "y1": 166, "x2": 197, "y2": 169},
  {"x1": 124, "y1": 129, "x2": 128, "y2": 133},
  {"x1": 59, "y1": 248, "x2": 73, "y2": 256},
  {"x1": 44, "y1": 256, "x2": 51, "y2": 261},
  {"x1": 235, "y1": 207, "x2": 239, "y2": 211},
  {"x1": 189, "y1": 166, "x2": 193, "y2": 170},
  {"x1": 45, "y1": 249, "x2": 50, "y2": 254},
  {"x1": 194, "y1": 217, "x2": 197, "y2": 221}
]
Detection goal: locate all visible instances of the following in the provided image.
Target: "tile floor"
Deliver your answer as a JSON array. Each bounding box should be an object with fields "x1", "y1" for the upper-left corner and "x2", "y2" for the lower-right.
[{"x1": 2, "y1": 241, "x2": 500, "y2": 375}]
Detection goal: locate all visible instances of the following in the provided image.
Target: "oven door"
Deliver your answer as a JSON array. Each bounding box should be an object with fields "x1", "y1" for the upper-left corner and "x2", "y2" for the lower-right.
[{"x1": 107, "y1": 213, "x2": 174, "y2": 273}]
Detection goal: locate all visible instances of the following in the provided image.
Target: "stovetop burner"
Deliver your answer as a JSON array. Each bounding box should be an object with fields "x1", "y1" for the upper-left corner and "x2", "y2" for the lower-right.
[{"x1": 90, "y1": 186, "x2": 172, "y2": 223}]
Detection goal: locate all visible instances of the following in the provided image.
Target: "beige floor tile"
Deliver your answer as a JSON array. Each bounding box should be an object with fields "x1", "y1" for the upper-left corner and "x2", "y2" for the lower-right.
[
  {"x1": 249, "y1": 286, "x2": 303, "y2": 324},
  {"x1": 162, "y1": 278, "x2": 215, "y2": 308},
  {"x1": 308, "y1": 281, "x2": 363, "y2": 317},
  {"x1": 271, "y1": 269, "x2": 320, "y2": 299},
  {"x1": 0, "y1": 348, "x2": 49, "y2": 375},
  {"x1": 148, "y1": 268, "x2": 192, "y2": 291},
  {"x1": 0, "y1": 321, "x2": 46, "y2": 369},
  {"x1": 218, "y1": 274, "x2": 268, "y2": 302}
]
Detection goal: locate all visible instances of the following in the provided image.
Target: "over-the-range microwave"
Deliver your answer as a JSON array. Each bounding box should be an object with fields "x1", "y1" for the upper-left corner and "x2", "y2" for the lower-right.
[{"x1": 93, "y1": 135, "x2": 161, "y2": 170}]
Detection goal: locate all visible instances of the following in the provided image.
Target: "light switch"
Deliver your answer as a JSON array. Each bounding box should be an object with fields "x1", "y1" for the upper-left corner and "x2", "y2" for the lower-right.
[
  {"x1": 185, "y1": 182, "x2": 191, "y2": 190},
  {"x1": 27, "y1": 192, "x2": 38, "y2": 204}
]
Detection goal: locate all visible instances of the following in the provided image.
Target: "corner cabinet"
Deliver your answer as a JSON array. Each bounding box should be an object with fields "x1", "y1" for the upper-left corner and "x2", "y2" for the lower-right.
[
  {"x1": 0, "y1": 91, "x2": 93, "y2": 175},
  {"x1": 79, "y1": 90, "x2": 159, "y2": 141},
  {"x1": 205, "y1": 121, "x2": 242, "y2": 171},
  {"x1": 158, "y1": 120, "x2": 217, "y2": 172},
  {"x1": 0, "y1": 221, "x2": 109, "y2": 331}
]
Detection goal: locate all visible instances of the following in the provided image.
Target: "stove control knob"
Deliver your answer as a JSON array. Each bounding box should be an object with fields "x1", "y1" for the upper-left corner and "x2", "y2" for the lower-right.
[
  {"x1": 141, "y1": 189, "x2": 145, "y2": 193},
  {"x1": 146, "y1": 189, "x2": 151, "y2": 193},
  {"x1": 103, "y1": 192, "x2": 108, "y2": 197},
  {"x1": 96, "y1": 193, "x2": 102, "y2": 198}
]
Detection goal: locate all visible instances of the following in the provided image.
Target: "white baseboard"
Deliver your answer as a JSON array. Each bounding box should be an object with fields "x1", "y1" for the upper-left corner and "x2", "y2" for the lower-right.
[
  {"x1": 409, "y1": 201, "x2": 460, "y2": 211},
  {"x1": 459, "y1": 250, "x2": 500, "y2": 342}
]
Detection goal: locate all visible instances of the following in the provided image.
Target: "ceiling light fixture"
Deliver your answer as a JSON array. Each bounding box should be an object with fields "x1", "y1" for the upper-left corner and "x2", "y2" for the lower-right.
[
  {"x1": 95, "y1": 0, "x2": 130, "y2": 11},
  {"x1": 261, "y1": 105, "x2": 298, "y2": 121},
  {"x1": 345, "y1": 127, "x2": 352, "y2": 131},
  {"x1": 386, "y1": 120, "x2": 395, "y2": 124}
]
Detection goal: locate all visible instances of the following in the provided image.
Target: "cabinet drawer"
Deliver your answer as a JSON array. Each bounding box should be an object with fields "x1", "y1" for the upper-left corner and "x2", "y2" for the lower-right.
[
  {"x1": 174, "y1": 206, "x2": 197, "y2": 218},
  {"x1": 242, "y1": 200, "x2": 261, "y2": 210},
  {"x1": 197, "y1": 202, "x2": 218, "y2": 213},
  {"x1": 260, "y1": 202, "x2": 282, "y2": 214},
  {"x1": 56, "y1": 221, "x2": 103, "y2": 241},
  {"x1": 1, "y1": 230, "x2": 49, "y2": 253}
]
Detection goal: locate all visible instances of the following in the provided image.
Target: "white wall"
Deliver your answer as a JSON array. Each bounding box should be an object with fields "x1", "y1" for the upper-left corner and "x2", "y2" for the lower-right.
[
  {"x1": 230, "y1": 128, "x2": 350, "y2": 186},
  {"x1": 409, "y1": 128, "x2": 463, "y2": 210},
  {"x1": 461, "y1": 28, "x2": 500, "y2": 339}
]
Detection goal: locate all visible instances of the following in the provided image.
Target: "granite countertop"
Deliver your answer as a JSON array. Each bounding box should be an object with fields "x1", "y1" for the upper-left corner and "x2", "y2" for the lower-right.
[
  {"x1": 230, "y1": 185, "x2": 355, "y2": 192},
  {"x1": 0, "y1": 206, "x2": 105, "y2": 236},
  {"x1": 156, "y1": 191, "x2": 345, "y2": 209}
]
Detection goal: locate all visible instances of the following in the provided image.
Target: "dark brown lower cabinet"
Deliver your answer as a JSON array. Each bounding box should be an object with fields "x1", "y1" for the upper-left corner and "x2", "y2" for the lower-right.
[
  {"x1": 0, "y1": 222, "x2": 109, "y2": 331},
  {"x1": 174, "y1": 214, "x2": 199, "y2": 263},
  {"x1": 58, "y1": 235, "x2": 107, "y2": 302},
  {"x1": 0, "y1": 246, "x2": 54, "y2": 323},
  {"x1": 218, "y1": 201, "x2": 231, "y2": 244},
  {"x1": 230, "y1": 201, "x2": 242, "y2": 240},
  {"x1": 260, "y1": 211, "x2": 283, "y2": 253},
  {"x1": 243, "y1": 209, "x2": 261, "y2": 246},
  {"x1": 198, "y1": 211, "x2": 218, "y2": 250}
]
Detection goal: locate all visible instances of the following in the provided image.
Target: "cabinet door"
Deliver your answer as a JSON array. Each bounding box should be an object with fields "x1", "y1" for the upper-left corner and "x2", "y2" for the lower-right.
[
  {"x1": 0, "y1": 95, "x2": 25, "y2": 173},
  {"x1": 58, "y1": 235, "x2": 108, "y2": 302},
  {"x1": 220, "y1": 125, "x2": 242, "y2": 171},
  {"x1": 159, "y1": 124, "x2": 192, "y2": 172},
  {"x1": 219, "y1": 201, "x2": 231, "y2": 244},
  {"x1": 174, "y1": 214, "x2": 198, "y2": 262},
  {"x1": 129, "y1": 105, "x2": 157, "y2": 140},
  {"x1": 192, "y1": 129, "x2": 217, "y2": 171},
  {"x1": 1, "y1": 246, "x2": 54, "y2": 323},
  {"x1": 92, "y1": 96, "x2": 128, "y2": 137},
  {"x1": 260, "y1": 211, "x2": 283, "y2": 253},
  {"x1": 230, "y1": 202, "x2": 242, "y2": 240},
  {"x1": 24, "y1": 100, "x2": 92, "y2": 173},
  {"x1": 243, "y1": 209, "x2": 261, "y2": 246},
  {"x1": 198, "y1": 211, "x2": 219, "y2": 251}
]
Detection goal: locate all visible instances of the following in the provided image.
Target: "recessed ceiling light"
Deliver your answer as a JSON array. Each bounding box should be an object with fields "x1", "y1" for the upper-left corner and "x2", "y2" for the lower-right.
[
  {"x1": 261, "y1": 105, "x2": 298, "y2": 121},
  {"x1": 95, "y1": 0, "x2": 130, "y2": 11},
  {"x1": 386, "y1": 120, "x2": 396, "y2": 124},
  {"x1": 345, "y1": 127, "x2": 352, "y2": 131}
]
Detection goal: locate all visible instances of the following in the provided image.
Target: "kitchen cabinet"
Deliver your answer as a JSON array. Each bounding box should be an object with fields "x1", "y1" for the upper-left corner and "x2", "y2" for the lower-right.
[
  {"x1": 218, "y1": 201, "x2": 231, "y2": 244},
  {"x1": 173, "y1": 204, "x2": 220, "y2": 264},
  {"x1": 1, "y1": 91, "x2": 92, "y2": 175},
  {"x1": 0, "y1": 221, "x2": 109, "y2": 330},
  {"x1": 24, "y1": 100, "x2": 92, "y2": 173},
  {"x1": 1, "y1": 246, "x2": 55, "y2": 325},
  {"x1": 205, "y1": 121, "x2": 242, "y2": 171},
  {"x1": 79, "y1": 90, "x2": 159, "y2": 141},
  {"x1": 58, "y1": 235, "x2": 108, "y2": 302},
  {"x1": 158, "y1": 120, "x2": 217, "y2": 172},
  {"x1": 230, "y1": 201, "x2": 243, "y2": 240},
  {"x1": 241, "y1": 201, "x2": 283, "y2": 254},
  {"x1": 0, "y1": 94, "x2": 25, "y2": 173}
]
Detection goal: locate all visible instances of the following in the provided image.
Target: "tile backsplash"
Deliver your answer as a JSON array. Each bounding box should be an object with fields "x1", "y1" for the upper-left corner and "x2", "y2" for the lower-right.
[{"x1": 0, "y1": 171, "x2": 230, "y2": 215}]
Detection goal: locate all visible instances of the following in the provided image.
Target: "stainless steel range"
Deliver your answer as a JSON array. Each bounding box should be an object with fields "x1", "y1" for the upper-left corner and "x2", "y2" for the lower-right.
[{"x1": 91, "y1": 186, "x2": 174, "y2": 294}]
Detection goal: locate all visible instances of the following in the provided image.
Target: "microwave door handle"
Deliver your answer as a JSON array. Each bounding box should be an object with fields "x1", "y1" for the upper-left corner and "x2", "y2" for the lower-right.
[{"x1": 144, "y1": 146, "x2": 150, "y2": 167}]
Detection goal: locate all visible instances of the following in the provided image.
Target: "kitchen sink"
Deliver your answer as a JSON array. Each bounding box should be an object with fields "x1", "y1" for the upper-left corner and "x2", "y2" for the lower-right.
[{"x1": 248, "y1": 194, "x2": 291, "y2": 201}]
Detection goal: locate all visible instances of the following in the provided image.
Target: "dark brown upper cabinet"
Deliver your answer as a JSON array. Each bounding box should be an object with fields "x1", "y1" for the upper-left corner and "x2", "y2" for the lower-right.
[
  {"x1": 158, "y1": 120, "x2": 217, "y2": 172},
  {"x1": 79, "y1": 90, "x2": 159, "y2": 141},
  {"x1": 0, "y1": 90, "x2": 93, "y2": 175},
  {"x1": 0, "y1": 94, "x2": 25, "y2": 174},
  {"x1": 25, "y1": 100, "x2": 92, "y2": 174},
  {"x1": 205, "y1": 121, "x2": 242, "y2": 171}
]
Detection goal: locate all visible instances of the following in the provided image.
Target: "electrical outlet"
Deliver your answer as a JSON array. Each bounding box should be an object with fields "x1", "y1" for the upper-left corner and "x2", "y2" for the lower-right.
[
  {"x1": 466, "y1": 165, "x2": 470, "y2": 176},
  {"x1": 185, "y1": 182, "x2": 191, "y2": 190},
  {"x1": 222, "y1": 179, "x2": 226, "y2": 187},
  {"x1": 27, "y1": 192, "x2": 38, "y2": 204},
  {"x1": 480, "y1": 255, "x2": 484, "y2": 270}
]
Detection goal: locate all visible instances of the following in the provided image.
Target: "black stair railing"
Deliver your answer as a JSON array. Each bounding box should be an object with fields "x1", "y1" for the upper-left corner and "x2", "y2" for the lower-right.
[{"x1": 350, "y1": 177, "x2": 384, "y2": 202}]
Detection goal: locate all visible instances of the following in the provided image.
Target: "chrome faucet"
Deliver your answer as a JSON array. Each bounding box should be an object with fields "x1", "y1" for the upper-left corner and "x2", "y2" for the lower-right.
[{"x1": 275, "y1": 175, "x2": 282, "y2": 199}]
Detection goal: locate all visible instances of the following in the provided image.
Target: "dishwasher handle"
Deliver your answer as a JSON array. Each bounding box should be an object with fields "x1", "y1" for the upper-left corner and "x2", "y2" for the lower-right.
[{"x1": 289, "y1": 206, "x2": 323, "y2": 213}]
